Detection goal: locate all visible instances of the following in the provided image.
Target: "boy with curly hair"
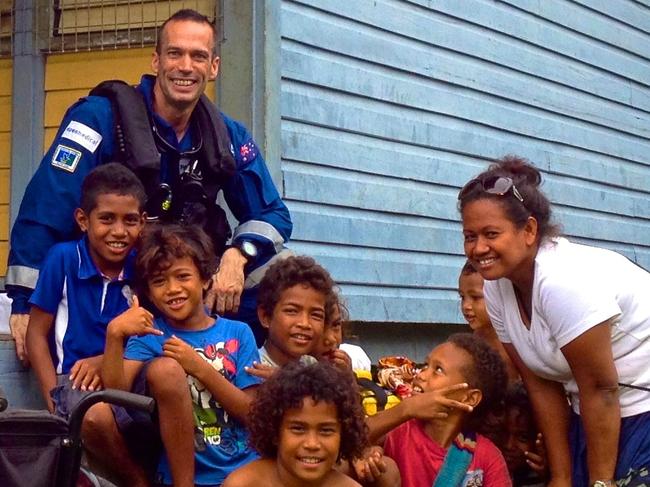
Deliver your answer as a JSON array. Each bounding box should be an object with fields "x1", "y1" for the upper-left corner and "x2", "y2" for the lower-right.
[
  {"x1": 102, "y1": 224, "x2": 261, "y2": 487},
  {"x1": 377, "y1": 333, "x2": 511, "y2": 487},
  {"x1": 223, "y1": 361, "x2": 368, "y2": 486},
  {"x1": 255, "y1": 255, "x2": 337, "y2": 368}
]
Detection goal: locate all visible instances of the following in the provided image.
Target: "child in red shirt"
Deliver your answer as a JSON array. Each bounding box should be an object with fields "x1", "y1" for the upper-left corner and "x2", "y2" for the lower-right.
[{"x1": 383, "y1": 333, "x2": 511, "y2": 487}]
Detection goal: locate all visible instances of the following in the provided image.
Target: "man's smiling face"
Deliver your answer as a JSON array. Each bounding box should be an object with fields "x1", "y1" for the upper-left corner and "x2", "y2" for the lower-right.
[{"x1": 152, "y1": 19, "x2": 219, "y2": 114}]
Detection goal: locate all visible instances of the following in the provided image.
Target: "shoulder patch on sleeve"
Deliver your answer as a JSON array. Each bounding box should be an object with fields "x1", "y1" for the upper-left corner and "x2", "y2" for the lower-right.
[
  {"x1": 61, "y1": 120, "x2": 102, "y2": 153},
  {"x1": 51, "y1": 145, "x2": 82, "y2": 173},
  {"x1": 239, "y1": 140, "x2": 258, "y2": 164}
]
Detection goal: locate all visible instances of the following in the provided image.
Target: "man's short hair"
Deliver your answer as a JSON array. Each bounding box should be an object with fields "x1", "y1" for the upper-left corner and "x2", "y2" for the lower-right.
[
  {"x1": 80, "y1": 162, "x2": 146, "y2": 214},
  {"x1": 156, "y1": 9, "x2": 218, "y2": 57},
  {"x1": 257, "y1": 255, "x2": 337, "y2": 322}
]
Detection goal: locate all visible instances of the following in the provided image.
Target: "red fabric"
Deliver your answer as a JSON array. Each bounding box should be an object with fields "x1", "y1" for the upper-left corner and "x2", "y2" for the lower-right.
[{"x1": 384, "y1": 419, "x2": 512, "y2": 487}]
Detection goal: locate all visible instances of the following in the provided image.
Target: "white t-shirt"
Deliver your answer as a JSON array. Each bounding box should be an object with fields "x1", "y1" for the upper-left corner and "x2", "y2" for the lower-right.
[
  {"x1": 484, "y1": 237, "x2": 650, "y2": 416},
  {"x1": 340, "y1": 343, "x2": 372, "y2": 371}
]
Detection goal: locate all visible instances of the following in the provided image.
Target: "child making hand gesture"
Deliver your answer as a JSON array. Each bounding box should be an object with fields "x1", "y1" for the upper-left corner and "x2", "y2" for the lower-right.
[{"x1": 102, "y1": 224, "x2": 261, "y2": 487}]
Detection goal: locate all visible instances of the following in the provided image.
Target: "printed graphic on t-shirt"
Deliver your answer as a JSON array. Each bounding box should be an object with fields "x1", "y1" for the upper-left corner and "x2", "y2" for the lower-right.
[
  {"x1": 187, "y1": 339, "x2": 242, "y2": 453},
  {"x1": 463, "y1": 469, "x2": 484, "y2": 486}
]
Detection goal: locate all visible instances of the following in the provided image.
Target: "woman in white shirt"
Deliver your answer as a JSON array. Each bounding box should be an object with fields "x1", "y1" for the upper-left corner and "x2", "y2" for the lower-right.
[{"x1": 458, "y1": 156, "x2": 650, "y2": 487}]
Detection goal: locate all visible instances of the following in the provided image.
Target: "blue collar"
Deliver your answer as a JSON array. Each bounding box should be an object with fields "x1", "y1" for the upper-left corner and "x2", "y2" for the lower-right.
[{"x1": 77, "y1": 235, "x2": 135, "y2": 281}]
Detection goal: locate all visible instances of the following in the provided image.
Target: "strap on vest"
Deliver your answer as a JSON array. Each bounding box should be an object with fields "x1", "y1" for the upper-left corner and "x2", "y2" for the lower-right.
[
  {"x1": 88, "y1": 78, "x2": 235, "y2": 255},
  {"x1": 89, "y1": 76, "x2": 237, "y2": 180},
  {"x1": 89, "y1": 79, "x2": 160, "y2": 172}
]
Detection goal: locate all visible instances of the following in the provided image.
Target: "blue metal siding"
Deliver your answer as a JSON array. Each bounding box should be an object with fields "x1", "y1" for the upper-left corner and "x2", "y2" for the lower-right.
[{"x1": 280, "y1": 0, "x2": 650, "y2": 324}]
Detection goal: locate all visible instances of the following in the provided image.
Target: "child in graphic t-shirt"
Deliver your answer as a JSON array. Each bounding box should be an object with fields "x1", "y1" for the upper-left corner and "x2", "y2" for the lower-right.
[{"x1": 102, "y1": 224, "x2": 260, "y2": 487}]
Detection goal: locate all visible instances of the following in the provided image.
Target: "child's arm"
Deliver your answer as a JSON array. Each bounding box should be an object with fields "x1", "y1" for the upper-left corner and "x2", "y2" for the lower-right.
[
  {"x1": 162, "y1": 335, "x2": 255, "y2": 423},
  {"x1": 25, "y1": 306, "x2": 57, "y2": 412},
  {"x1": 366, "y1": 383, "x2": 472, "y2": 444},
  {"x1": 504, "y1": 343, "x2": 572, "y2": 487},
  {"x1": 102, "y1": 296, "x2": 160, "y2": 391}
]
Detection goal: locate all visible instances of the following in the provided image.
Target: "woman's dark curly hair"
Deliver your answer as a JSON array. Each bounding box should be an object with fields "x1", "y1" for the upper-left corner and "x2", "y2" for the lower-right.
[
  {"x1": 135, "y1": 223, "x2": 217, "y2": 296},
  {"x1": 248, "y1": 361, "x2": 368, "y2": 461},
  {"x1": 447, "y1": 333, "x2": 507, "y2": 431},
  {"x1": 458, "y1": 155, "x2": 561, "y2": 242},
  {"x1": 257, "y1": 255, "x2": 338, "y2": 323}
]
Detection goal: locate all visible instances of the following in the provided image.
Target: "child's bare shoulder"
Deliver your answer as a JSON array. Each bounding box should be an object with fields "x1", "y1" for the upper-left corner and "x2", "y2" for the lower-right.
[
  {"x1": 222, "y1": 459, "x2": 275, "y2": 487},
  {"x1": 323, "y1": 470, "x2": 362, "y2": 487}
]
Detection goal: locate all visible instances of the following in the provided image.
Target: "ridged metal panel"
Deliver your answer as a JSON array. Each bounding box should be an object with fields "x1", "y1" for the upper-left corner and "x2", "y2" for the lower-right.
[{"x1": 280, "y1": 0, "x2": 650, "y2": 325}]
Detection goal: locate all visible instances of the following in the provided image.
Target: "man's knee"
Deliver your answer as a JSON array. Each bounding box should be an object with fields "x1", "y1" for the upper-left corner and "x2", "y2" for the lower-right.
[{"x1": 146, "y1": 357, "x2": 187, "y2": 398}]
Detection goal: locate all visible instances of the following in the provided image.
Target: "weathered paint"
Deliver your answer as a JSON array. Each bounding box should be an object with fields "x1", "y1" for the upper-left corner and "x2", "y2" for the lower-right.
[
  {"x1": 43, "y1": 48, "x2": 217, "y2": 149},
  {"x1": 279, "y1": 0, "x2": 650, "y2": 329},
  {"x1": 0, "y1": 58, "x2": 10, "y2": 277}
]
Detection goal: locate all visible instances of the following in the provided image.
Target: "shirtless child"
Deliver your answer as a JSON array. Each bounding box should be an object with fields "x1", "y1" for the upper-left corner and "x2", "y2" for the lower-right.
[{"x1": 223, "y1": 361, "x2": 368, "y2": 487}]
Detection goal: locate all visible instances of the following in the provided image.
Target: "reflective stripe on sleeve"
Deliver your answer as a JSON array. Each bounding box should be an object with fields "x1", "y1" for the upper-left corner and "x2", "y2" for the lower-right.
[
  {"x1": 244, "y1": 248, "x2": 294, "y2": 289},
  {"x1": 5, "y1": 265, "x2": 40, "y2": 289},
  {"x1": 233, "y1": 220, "x2": 285, "y2": 253}
]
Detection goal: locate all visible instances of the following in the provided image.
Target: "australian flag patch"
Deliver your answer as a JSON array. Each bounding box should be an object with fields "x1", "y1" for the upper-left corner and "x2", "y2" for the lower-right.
[
  {"x1": 239, "y1": 140, "x2": 258, "y2": 164},
  {"x1": 51, "y1": 145, "x2": 82, "y2": 173}
]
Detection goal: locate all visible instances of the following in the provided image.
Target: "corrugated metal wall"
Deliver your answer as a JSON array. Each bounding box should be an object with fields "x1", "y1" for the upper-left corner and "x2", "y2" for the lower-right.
[{"x1": 279, "y1": 0, "x2": 650, "y2": 325}]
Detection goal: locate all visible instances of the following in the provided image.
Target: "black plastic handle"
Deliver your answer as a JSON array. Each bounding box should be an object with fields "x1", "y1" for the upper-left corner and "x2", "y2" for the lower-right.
[{"x1": 68, "y1": 389, "x2": 155, "y2": 441}]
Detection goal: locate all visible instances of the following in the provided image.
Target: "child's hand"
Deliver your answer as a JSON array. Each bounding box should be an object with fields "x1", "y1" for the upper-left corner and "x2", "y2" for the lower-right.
[
  {"x1": 163, "y1": 335, "x2": 205, "y2": 376},
  {"x1": 405, "y1": 383, "x2": 473, "y2": 420},
  {"x1": 69, "y1": 354, "x2": 103, "y2": 391},
  {"x1": 107, "y1": 296, "x2": 160, "y2": 339},
  {"x1": 322, "y1": 349, "x2": 353, "y2": 372},
  {"x1": 244, "y1": 361, "x2": 276, "y2": 380},
  {"x1": 352, "y1": 446, "x2": 387, "y2": 483},
  {"x1": 525, "y1": 433, "x2": 548, "y2": 475}
]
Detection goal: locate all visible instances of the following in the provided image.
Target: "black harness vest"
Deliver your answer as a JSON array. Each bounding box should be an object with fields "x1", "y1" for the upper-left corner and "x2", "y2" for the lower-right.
[{"x1": 89, "y1": 76, "x2": 236, "y2": 255}]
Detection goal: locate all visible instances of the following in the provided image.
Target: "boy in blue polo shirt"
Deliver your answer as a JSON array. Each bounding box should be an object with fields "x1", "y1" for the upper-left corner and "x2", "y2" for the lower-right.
[{"x1": 25, "y1": 162, "x2": 147, "y2": 482}]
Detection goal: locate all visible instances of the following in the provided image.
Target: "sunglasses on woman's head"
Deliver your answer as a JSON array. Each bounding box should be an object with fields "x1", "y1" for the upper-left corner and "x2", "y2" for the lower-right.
[{"x1": 458, "y1": 176, "x2": 524, "y2": 203}]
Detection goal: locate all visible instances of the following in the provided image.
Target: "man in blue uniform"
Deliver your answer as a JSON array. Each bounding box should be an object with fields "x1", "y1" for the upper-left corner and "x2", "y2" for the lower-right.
[{"x1": 7, "y1": 9, "x2": 292, "y2": 365}]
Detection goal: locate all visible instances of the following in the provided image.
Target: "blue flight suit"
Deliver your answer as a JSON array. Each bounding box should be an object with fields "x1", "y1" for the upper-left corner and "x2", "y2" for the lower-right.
[{"x1": 7, "y1": 75, "x2": 292, "y2": 343}]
